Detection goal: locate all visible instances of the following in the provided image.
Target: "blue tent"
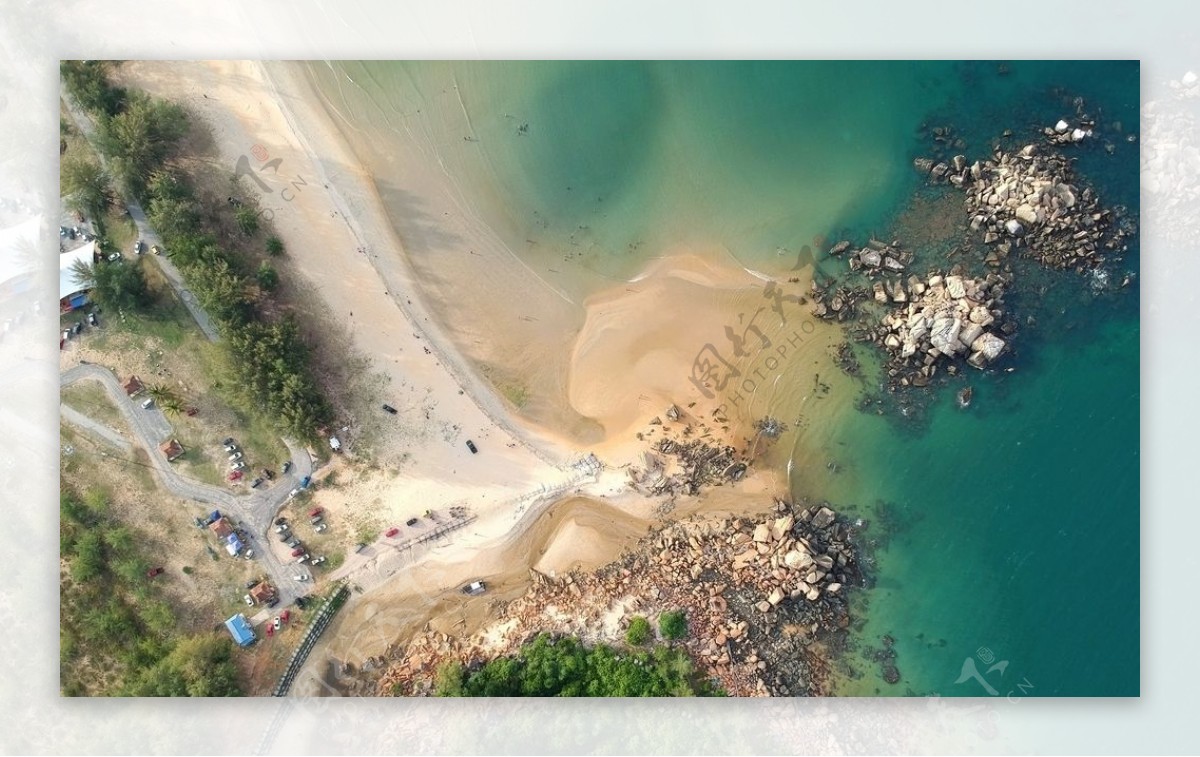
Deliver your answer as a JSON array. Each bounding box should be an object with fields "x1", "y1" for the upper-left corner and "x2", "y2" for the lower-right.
[
  {"x1": 225, "y1": 533, "x2": 243, "y2": 556},
  {"x1": 224, "y1": 614, "x2": 256, "y2": 647}
]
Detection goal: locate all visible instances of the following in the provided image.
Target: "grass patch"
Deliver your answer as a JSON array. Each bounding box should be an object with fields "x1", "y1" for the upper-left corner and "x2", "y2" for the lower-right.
[
  {"x1": 174, "y1": 445, "x2": 224, "y2": 488},
  {"x1": 61, "y1": 380, "x2": 125, "y2": 431}
]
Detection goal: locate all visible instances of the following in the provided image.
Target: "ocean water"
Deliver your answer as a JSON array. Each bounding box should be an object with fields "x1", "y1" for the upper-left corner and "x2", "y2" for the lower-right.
[{"x1": 307, "y1": 60, "x2": 1140, "y2": 696}]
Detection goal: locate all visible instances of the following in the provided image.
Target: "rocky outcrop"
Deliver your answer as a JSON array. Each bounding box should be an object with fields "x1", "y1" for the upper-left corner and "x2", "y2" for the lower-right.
[
  {"x1": 915, "y1": 140, "x2": 1134, "y2": 272},
  {"x1": 864, "y1": 269, "x2": 1013, "y2": 388}
]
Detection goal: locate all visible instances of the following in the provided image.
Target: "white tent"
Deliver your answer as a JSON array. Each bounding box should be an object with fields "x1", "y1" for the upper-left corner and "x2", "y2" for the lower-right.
[{"x1": 59, "y1": 241, "x2": 95, "y2": 300}]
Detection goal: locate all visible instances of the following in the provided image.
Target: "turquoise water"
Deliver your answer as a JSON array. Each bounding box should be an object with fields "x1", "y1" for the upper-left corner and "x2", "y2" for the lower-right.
[{"x1": 310, "y1": 60, "x2": 1140, "y2": 696}]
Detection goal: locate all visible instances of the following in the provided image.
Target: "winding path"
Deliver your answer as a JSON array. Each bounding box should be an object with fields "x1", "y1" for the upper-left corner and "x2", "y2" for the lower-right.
[{"x1": 61, "y1": 363, "x2": 315, "y2": 605}]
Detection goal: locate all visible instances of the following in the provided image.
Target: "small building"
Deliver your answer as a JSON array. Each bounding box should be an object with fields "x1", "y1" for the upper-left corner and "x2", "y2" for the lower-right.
[
  {"x1": 208, "y1": 516, "x2": 234, "y2": 540},
  {"x1": 159, "y1": 439, "x2": 185, "y2": 462},
  {"x1": 224, "y1": 614, "x2": 256, "y2": 647},
  {"x1": 249, "y1": 582, "x2": 275, "y2": 604},
  {"x1": 123, "y1": 375, "x2": 145, "y2": 398},
  {"x1": 58, "y1": 241, "x2": 95, "y2": 313}
]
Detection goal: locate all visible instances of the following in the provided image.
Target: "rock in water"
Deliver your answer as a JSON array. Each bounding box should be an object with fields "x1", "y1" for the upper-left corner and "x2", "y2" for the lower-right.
[{"x1": 1054, "y1": 119, "x2": 1070, "y2": 134}]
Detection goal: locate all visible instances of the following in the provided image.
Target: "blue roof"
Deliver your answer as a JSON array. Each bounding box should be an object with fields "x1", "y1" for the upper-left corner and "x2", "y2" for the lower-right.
[{"x1": 224, "y1": 614, "x2": 256, "y2": 646}]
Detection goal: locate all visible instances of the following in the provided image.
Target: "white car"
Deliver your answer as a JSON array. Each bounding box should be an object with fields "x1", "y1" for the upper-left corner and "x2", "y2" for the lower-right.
[
  {"x1": 272, "y1": 617, "x2": 281, "y2": 630},
  {"x1": 314, "y1": 523, "x2": 328, "y2": 533},
  {"x1": 294, "y1": 574, "x2": 309, "y2": 582},
  {"x1": 311, "y1": 555, "x2": 326, "y2": 565},
  {"x1": 223, "y1": 444, "x2": 238, "y2": 453},
  {"x1": 243, "y1": 594, "x2": 254, "y2": 606},
  {"x1": 231, "y1": 461, "x2": 247, "y2": 471},
  {"x1": 107, "y1": 251, "x2": 121, "y2": 262},
  {"x1": 274, "y1": 524, "x2": 289, "y2": 533},
  {"x1": 228, "y1": 452, "x2": 243, "y2": 462},
  {"x1": 141, "y1": 399, "x2": 154, "y2": 409}
]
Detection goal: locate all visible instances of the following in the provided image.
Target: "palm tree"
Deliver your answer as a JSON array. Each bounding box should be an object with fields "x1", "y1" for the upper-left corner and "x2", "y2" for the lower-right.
[{"x1": 146, "y1": 384, "x2": 184, "y2": 416}]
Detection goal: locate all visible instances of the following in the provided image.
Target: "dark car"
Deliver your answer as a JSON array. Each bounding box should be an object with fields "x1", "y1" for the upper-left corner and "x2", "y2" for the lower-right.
[
  {"x1": 382, "y1": 403, "x2": 397, "y2": 415},
  {"x1": 466, "y1": 440, "x2": 478, "y2": 454},
  {"x1": 274, "y1": 517, "x2": 287, "y2": 526},
  {"x1": 250, "y1": 478, "x2": 263, "y2": 489},
  {"x1": 245, "y1": 578, "x2": 259, "y2": 589},
  {"x1": 263, "y1": 468, "x2": 275, "y2": 480},
  {"x1": 222, "y1": 437, "x2": 235, "y2": 446},
  {"x1": 405, "y1": 517, "x2": 419, "y2": 527},
  {"x1": 266, "y1": 597, "x2": 280, "y2": 608},
  {"x1": 282, "y1": 461, "x2": 292, "y2": 474}
]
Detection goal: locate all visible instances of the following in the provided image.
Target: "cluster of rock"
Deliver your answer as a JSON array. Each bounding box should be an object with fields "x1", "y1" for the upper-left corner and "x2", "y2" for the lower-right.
[
  {"x1": 917, "y1": 143, "x2": 1131, "y2": 272},
  {"x1": 377, "y1": 503, "x2": 863, "y2": 697},
  {"x1": 1042, "y1": 117, "x2": 1095, "y2": 147},
  {"x1": 829, "y1": 238, "x2": 913, "y2": 276},
  {"x1": 629, "y1": 404, "x2": 750, "y2": 498},
  {"x1": 866, "y1": 269, "x2": 1014, "y2": 385},
  {"x1": 807, "y1": 277, "x2": 869, "y2": 322}
]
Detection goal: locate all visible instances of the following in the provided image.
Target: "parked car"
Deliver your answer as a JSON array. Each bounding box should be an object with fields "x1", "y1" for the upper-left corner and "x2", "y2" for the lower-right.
[
  {"x1": 406, "y1": 517, "x2": 419, "y2": 527},
  {"x1": 308, "y1": 507, "x2": 322, "y2": 518},
  {"x1": 286, "y1": 537, "x2": 300, "y2": 549},
  {"x1": 266, "y1": 623, "x2": 274, "y2": 638},
  {"x1": 231, "y1": 461, "x2": 247, "y2": 470},
  {"x1": 222, "y1": 437, "x2": 235, "y2": 445},
  {"x1": 354, "y1": 542, "x2": 367, "y2": 553},
  {"x1": 315, "y1": 523, "x2": 328, "y2": 533},
  {"x1": 107, "y1": 251, "x2": 121, "y2": 262},
  {"x1": 277, "y1": 532, "x2": 291, "y2": 542},
  {"x1": 228, "y1": 470, "x2": 243, "y2": 481},
  {"x1": 133, "y1": 239, "x2": 144, "y2": 255},
  {"x1": 280, "y1": 610, "x2": 290, "y2": 623},
  {"x1": 300, "y1": 476, "x2": 312, "y2": 489},
  {"x1": 262, "y1": 468, "x2": 274, "y2": 480},
  {"x1": 146, "y1": 567, "x2": 164, "y2": 578},
  {"x1": 244, "y1": 578, "x2": 258, "y2": 589},
  {"x1": 462, "y1": 580, "x2": 487, "y2": 596},
  {"x1": 382, "y1": 403, "x2": 397, "y2": 414},
  {"x1": 290, "y1": 548, "x2": 304, "y2": 557},
  {"x1": 228, "y1": 452, "x2": 243, "y2": 462},
  {"x1": 223, "y1": 443, "x2": 238, "y2": 453},
  {"x1": 466, "y1": 440, "x2": 478, "y2": 454},
  {"x1": 151, "y1": 244, "x2": 161, "y2": 256},
  {"x1": 243, "y1": 594, "x2": 254, "y2": 606},
  {"x1": 310, "y1": 515, "x2": 323, "y2": 526},
  {"x1": 385, "y1": 527, "x2": 399, "y2": 538},
  {"x1": 274, "y1": 517, "x2": 287, "y2": 526},
  {"x1": 250, "y1": 478, "x2": 263, "y2": 489},
  {"x1": 294, "y1": 574, "x2": 309, "y2": 582},
  {"x1": 87, "y1": 312, "x2": 97, "y2": 326},
  {"x1": 273, "y1": 617, "x2": 281, "y2": 630},
  {"x1": 311, "y1": 555, "x2": 326, "y2": 566},
  {"x1": 288, "y1": 488, "x2": 300, "y2": 499},
  {"x1": 141, "y1": 398, "x2": 154, "y2": 409},
  {"x1": 266, "y1": 597, "x2": 280, "y2": 608},
  {"x1": 274, "y1": 524, "x2": 289, "y2": 534},
  {"x1": 297, "y1": 554, "x2": 309, "y2": 564},
  {"x1": 282, "y1": 460, "x2": 292, "y2": 474}
]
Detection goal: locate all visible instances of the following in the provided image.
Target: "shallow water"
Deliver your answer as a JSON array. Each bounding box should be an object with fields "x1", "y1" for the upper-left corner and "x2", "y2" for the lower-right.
[{"x1": 307, "y1": 60, "x2": 1140, "y2": 696}]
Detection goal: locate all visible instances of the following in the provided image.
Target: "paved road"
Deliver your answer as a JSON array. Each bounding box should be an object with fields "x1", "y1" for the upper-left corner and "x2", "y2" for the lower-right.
[
  {"x1": 61, "y1": 363, "x2": 315, "y2": 605},
  {"x1": 61, "y1": 96, "x2": 220, "y2": 341},
  {"x1": 60, "y1": 403, "x2": 131, "y2": 451}
]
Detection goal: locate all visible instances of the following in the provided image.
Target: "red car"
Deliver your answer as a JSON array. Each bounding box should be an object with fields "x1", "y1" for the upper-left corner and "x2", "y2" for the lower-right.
[
  {"x1": 146, "y1": 567, "x2": 164, "y2": 578},
  {"x1": 228, "y1": 470, "x2": 243, "y2": 481},
  {"x1": 290, "y1": 548, "x2": 304, "y2": 557},
  {"x1": 280, "y1": 610, "x2": 291, "y2": 624},
  {"x1": 308, "y1": 507, "x2": 323, "y2": 518},
  {"x1": 266, "y1": 623, "x2": 275, "y2": 638},
  {"x1": 385, "y1": 527, "x2": 399, "y2": 538}
]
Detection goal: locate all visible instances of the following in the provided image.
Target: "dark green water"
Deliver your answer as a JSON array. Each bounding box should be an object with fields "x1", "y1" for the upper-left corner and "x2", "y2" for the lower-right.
[{"x1": 313, "y1": 60, "x2": 1140, "y2": 696}]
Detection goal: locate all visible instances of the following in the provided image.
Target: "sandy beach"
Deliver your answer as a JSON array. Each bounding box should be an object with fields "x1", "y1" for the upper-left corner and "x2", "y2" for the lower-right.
[{"x1": 116, "y1": 61, "x2": 855, "y2": 693}]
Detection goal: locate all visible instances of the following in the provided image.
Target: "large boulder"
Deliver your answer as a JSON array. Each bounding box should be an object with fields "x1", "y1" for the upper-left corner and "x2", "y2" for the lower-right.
[
  {"x1": 958, "y1": 322, "x2": 984, "y2": 349},
  {"x1": 811, "y1": 507, "x2": 836, "y2": 529},
  {"x1": 929, "y1": 314, "x2": 963, "y2": 354},
  {"x1": 1004, "y1": 219, "x2": 1025, "y2": 236},
  {"x1": 860, "y1": 250, "x2": 882, "y2": 268},
  {"x1": 752, "y1": 523, "x2": 771, "y2": 543},
  {"x1": 1015, "y1": 203, "x2": 1040, "y2": 226},
  {"x1": 970, "y1": 333, "x2": 1007, "y2": 363},
  {"x1": 945, "y1": 275, "x2": 967, "y2": 299}
]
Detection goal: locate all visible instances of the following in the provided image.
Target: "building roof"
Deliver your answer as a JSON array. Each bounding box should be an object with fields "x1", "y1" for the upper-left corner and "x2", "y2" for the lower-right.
[
  {"x1": 225, "y1": 533, "x2": 243, "y2": 556},
  {"x1": 58, "y1": 241, "x2": 95, "y2": 300},
  {"x1": 123, "y1": 375, "x2": 144, "y2": 397},
  {"x1": 208, "y1": 516, "x2": 234, "y2": 539},
  {"x1": 159, "y1": 439, "x2": 185, "y2": 461},
  {"x1": 249, "y1": 582, "x2": 275, "y2": 602},
  {"x1": 224, "y1": 614, "x2": 256, "y2": 646}
]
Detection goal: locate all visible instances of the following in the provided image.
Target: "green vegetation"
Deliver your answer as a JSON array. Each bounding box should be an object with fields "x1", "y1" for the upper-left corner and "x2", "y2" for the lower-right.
[
  {"x1": 63, "y1": 62, "x2": 332, "y2": 441},
  {"x1": 659, "y1": 610, "x2": 688, "y2": 641},
  {"x1": 256, "y1": 261, "x2": 278, "y2": 291},
  {"x1": 625, "y1": 615, "x2": 652, "y2": 646},
  {"x1": 435, "y1": 633, "x2": 721, "y2": 697},
  {"x1": 61, "y1": 154, "x2": 111, "y2": 219},
  {"x1": 265, "y1": 235, "x2": 285, "y2": 256},
  {"x1": 70, "y1": 257, "x2": 151, "y2": 314},
  {"x1": 60, "y1": 487, "x2": 242, "y2": 696},
  {"x1": 234, "y1": 206, "x2": 260, "y2": 236}
]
